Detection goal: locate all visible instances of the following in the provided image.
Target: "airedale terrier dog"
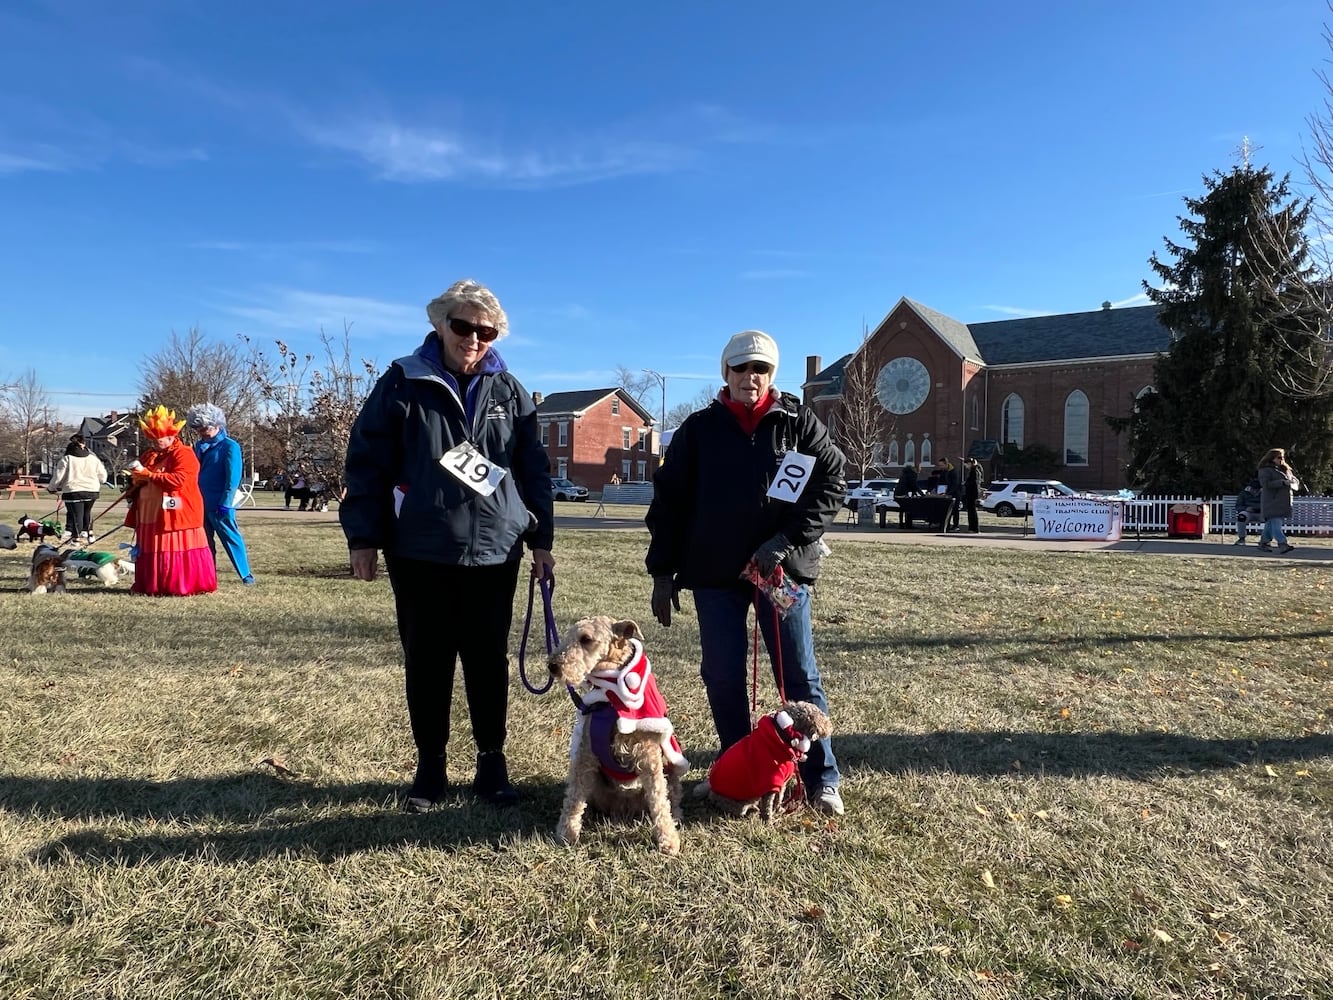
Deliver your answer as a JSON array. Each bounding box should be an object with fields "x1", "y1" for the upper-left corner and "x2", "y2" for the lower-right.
[{"x1": 548, "y1": 616, "x2": 689, "y2": 856}]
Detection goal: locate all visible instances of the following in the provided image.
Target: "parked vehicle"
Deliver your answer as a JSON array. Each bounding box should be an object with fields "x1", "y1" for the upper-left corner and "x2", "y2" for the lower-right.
[
  {"x1": 980, "y1": 479, "x2": 1081, "y2": 516},
  {"x1": 844, "y1": 478, "x2": 899, "y2": 511},
  {"x1": 550, "y1": 477, "x2": 589, "y2": 502}
]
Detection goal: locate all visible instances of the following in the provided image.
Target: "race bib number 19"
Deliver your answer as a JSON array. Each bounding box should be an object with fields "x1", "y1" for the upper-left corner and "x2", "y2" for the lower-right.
[
  {"x1": 440, "y1": 441, "x2": 506, "y2": 497},
  {"x1": 766, "y1": 451, "x2": 815, "y2": 503}
]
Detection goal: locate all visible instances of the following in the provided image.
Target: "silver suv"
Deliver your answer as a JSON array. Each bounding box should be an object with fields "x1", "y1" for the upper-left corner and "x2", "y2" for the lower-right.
[
  {"x1": 981, "y1": 480, "x2": 1080, "y2": 517},
  {"x1": 550, "y1": 477, "x2": 589, "y2": 502}
]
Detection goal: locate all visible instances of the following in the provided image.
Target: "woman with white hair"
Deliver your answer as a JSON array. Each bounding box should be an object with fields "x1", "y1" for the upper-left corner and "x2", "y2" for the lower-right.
[
  {"x1": 186, "y1": 402, "x2": 255, "y2": 585},
  {"x1": 342, "y1": 278, "x2": 555, "y2": 811}
]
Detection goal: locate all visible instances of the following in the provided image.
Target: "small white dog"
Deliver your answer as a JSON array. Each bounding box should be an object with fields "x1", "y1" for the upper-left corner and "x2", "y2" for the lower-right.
[{"x1": 65, "y1": 549, "x2": 135, "y2": 586}]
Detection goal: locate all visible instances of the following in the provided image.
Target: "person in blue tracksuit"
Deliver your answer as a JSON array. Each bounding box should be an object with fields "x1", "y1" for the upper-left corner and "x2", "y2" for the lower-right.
[{"x1": 186, "y1": 403, "x2": 255, "y2": 585}]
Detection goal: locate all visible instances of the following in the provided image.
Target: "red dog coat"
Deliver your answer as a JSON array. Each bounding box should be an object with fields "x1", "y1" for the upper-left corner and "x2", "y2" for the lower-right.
[
  {"x1": 707, "y1": 711, "x2": 811, "y2": 801},
  {"x1": 571, "y1": 638, "x2": 689, "y2": 781}
]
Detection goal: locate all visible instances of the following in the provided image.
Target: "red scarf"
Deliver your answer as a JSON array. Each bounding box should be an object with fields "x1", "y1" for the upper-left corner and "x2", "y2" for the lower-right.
[{"x1": 721, "y1": 388, "x2": 778, "y2": 436}]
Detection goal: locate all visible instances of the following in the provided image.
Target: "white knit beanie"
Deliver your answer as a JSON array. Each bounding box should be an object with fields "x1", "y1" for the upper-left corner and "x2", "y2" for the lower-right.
[{"x1": 720, "y1": 330, "x2": 780, "y2": 379}]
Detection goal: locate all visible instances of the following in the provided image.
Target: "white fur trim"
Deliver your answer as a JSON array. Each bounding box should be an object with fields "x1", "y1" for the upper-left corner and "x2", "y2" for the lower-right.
[
  {"x1": 775, "y1": 710, "x2": 794, "y2": 730},
  {"x1": 798, "y1": 736, "x2": 811, "y2": 753}
]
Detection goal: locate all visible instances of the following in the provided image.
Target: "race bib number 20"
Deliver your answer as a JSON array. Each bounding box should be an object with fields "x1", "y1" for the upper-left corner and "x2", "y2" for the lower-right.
[
  {"x1": 440, "y1": 441, "x2": 507, "y2": 497},
  {"x1": 766, "y1": 451, "x2": 815, "y2": 503}
]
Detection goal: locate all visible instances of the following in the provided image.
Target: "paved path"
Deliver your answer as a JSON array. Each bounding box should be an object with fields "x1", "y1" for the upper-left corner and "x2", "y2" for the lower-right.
[{"x1": 550, "y1": 509, "x2": 1333, "y2": 563}]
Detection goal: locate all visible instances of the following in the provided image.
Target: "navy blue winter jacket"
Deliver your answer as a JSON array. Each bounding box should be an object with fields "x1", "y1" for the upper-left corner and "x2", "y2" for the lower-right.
[{"x1": 340, "y1": 334, "x2": 554, "y2": 566}]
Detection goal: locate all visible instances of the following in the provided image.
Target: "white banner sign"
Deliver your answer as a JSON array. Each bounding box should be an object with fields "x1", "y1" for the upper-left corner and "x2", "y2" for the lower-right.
[{"x1": 1032, "y1": 497, "x2": 1122, "y2": 541}]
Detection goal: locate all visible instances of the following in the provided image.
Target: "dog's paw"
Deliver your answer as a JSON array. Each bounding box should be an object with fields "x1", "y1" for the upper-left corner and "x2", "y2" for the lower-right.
[{"x1": 656, "y1": 832, "x2": 681, "y2": 856}]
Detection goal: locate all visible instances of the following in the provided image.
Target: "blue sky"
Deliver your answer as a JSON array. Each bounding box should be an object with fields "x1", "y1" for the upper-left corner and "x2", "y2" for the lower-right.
[{"x1": 2, "y1": 0, "x2": 1328, "y2": 427}]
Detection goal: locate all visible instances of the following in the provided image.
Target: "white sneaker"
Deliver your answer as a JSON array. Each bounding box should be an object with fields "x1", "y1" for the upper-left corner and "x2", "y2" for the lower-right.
[{"x1": 814, "y1": 785, "x2": 844, "y2": 816}]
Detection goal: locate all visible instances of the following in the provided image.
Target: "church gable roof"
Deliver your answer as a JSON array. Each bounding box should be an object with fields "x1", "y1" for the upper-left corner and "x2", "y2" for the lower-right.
[
  {"x1": 902, "y1": 298, "x2": 983, "y2": 361},
  {"x1": 967, "y1": 304, "x2": 1168, "y2": 364}
]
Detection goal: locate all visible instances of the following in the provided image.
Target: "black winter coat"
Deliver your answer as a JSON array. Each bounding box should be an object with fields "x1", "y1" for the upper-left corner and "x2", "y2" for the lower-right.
[
  {"x1": 645, "y1": 393, "x2": 846, "y2": 588},
  {"x1": 340, "y1": 335, "x2": 554, "y2": 566}
]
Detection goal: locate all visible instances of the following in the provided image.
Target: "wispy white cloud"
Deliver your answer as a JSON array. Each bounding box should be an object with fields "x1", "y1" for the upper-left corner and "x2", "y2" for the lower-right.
[
  {"x1": 189, "y1": 239, "x2": 380, "y2": 255},
  {"x1": 981, "y1": 305, "x2": 1054, "y2": 317},
  {"x1": 1110, "y1": 292, "x2": 1152, "y2": 308},
  {"x1": 295, "y1": 117, "x2": 695, "y2": 186},
  {"x1": 219, "y1": 287, "x2": 423, "y2": 337},
  {"x1": 739, "y1": 268, "x2": 810, "y2": 281},
  {"x1": 0, "y1": 147, "x2": 68, "y2": 174}
]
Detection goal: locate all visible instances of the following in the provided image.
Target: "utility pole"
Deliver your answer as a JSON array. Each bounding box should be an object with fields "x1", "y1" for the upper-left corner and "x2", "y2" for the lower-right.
[{"x1": 641, "y1": 368, "x2": 666, "y2": 468}]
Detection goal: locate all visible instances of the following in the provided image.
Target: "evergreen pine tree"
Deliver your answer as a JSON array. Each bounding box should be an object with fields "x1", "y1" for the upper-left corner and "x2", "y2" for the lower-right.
[{"x1": 1115, "y1": 163, "x2": 1333, "y2": 494}]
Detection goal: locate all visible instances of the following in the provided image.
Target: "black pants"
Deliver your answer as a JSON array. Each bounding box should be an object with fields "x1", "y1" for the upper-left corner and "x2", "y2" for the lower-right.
[
  {"x1": 385, "y1": 555, "x2": 521, "y2": 759},
  {"x1": 964, "y1": 500, "x2": 979, "y2": 532},
  {"x1": 63, "y1": 491, "x2": 98, "y2": 535}
]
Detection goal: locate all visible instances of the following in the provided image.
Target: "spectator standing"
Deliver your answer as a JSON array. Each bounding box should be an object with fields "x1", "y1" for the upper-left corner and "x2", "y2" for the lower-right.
[
  {"x1": 341, "y1": 278, "x2": 554, "y2": 811},
  {"x1": 961, "y1": 457, "x2": 982, "y2": 533},
  {"x1": 47, "y1": 434, "x2": 107, "y2": 545},
  {"x1": 1232, "y1": 478, "x2": 1263, "y2": 546},
  {"x1": 646, "y1": 330, "x2": 847, "y2": 815},
  {"x1": 1257, "y1": 448, "x2": 1300, "y2": 554},
  {"x1": 937, "y1": 459, "x2": 962, "y2": 531},
  {"x1": 186, "y1": 403, "x2": 255, "y2": 585}
]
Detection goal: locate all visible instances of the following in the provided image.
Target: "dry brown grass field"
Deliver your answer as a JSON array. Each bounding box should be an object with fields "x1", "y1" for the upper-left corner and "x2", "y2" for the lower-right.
[{"x1": 0, "y1": 496, "x2": 1330, "y2": 999}]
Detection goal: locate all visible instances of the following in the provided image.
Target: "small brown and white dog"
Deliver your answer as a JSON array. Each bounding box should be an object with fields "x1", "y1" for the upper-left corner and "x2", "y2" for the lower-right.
[
  {"x1": 28, "y1": 544, "x2": 72, "y2": 594},
  {"x1": 548, "y1": 616, "x2": 689, "y2": 855},
  {"x1": 698, "y1": 701, "x2": 832, "y2": 822}
]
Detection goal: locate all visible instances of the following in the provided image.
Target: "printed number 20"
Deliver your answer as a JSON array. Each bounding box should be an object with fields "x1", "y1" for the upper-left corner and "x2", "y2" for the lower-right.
[{"x1": 774, "y1": 462, "x2": 807, "y2": 493}]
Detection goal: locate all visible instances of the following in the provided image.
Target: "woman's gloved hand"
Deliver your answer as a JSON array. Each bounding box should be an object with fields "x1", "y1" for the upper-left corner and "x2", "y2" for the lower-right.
[
  {"x1": 752, "y1": 533, "x2": 793, "y2": 579},
  {"x1": 651, "y1": 576, "x2": 681, "y2": 627}
]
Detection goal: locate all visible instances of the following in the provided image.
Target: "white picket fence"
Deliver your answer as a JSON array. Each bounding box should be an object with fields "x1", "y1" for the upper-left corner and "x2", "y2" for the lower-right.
[{"x1": 1121, "y1": 495, "x2": 1333, "y2": 537}]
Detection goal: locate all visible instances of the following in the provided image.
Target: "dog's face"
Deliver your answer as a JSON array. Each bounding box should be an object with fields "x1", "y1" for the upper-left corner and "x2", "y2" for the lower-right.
[
  {"x1": 28, "y1": 545, "x2": 71, "y2": 594},
  {"x1": 548, "y1": 615, "x2": 644, "y2": 686},
  {"x1": 0, "y1": 523, "x2": 15, "y2": 550},
  {"x1": 780, "y1": 700, "x2": 833, "y2": 742}
]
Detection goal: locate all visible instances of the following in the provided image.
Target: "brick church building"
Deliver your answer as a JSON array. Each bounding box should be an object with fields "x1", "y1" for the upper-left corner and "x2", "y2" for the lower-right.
[{"x1": 801, "y1": 298, "x2": 1171, "y2": 490}]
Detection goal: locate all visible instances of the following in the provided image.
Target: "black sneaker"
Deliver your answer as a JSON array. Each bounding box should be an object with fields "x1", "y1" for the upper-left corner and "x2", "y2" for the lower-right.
[
  {"x1": 472, "y1": 751, "x2": 520, "y2": 806},
  {"x1": 404, "y1": 753, "x2": 447, "y2": 813},
  {"x1": 1279, "y1": 543, "x2": 1295, "y2": 554},
  {"x1": 1257, "y1": 544, "x2": 1273, "y2": 552}
]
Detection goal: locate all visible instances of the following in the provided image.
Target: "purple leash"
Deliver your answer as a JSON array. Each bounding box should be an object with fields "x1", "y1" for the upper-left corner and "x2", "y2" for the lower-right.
[{"x1": 518, "y1": 566, "x2": 560, "y2": 694}]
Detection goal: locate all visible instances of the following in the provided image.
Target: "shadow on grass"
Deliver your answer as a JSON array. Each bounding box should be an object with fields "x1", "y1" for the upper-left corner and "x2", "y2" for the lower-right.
[
  {"x1": 14, "y1": 730, "x2": 1331, "y2": 864},
  {"x1": 836, "y1": 729, "x2": 1333, "y2": 779},
  {"x1": 9, "y1": 773, "x2": 707, "y2": 864}
]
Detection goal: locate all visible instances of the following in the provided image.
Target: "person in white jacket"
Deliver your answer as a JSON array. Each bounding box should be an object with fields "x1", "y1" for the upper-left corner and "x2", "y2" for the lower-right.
[{"x1": 47, "y1": 434, "x2": 108, "y2": 545}]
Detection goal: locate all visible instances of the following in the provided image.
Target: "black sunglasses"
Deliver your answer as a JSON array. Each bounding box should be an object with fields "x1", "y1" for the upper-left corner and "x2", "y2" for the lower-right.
[
  {"x1": 728, "y1": 361, "x2": 772, "y2": 375},
  {"x1": 445, "y1": 316, "x2": 500, "y2": 342}
]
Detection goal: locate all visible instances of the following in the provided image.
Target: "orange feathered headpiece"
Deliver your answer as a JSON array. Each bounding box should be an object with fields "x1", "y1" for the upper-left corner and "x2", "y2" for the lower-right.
[{"x1": 139, "y1": 404, "x2": 186, "y2": 439}]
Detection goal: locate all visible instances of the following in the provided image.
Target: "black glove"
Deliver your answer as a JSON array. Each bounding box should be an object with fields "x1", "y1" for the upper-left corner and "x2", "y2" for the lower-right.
[
  {"x1": 651, "y1": 576, "x2": 680, "y2": 627},
  {"x1": 752, "y1": 533, "x2": 793, "y2": 579}
]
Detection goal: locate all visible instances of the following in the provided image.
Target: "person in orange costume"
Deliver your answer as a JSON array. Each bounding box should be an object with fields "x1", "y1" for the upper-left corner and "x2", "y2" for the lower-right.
[{"x1": 124, "y1": 405, "x2": 218, "y2": 596}]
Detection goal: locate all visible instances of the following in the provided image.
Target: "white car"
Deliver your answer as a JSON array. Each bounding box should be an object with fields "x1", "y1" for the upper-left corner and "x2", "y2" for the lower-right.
[
  {"x1": 981, "y1": 479, "x2": 1081, "y2": 517},
  {"x1": 844, "y1": 478, "x2": 899, "y2": 511}
]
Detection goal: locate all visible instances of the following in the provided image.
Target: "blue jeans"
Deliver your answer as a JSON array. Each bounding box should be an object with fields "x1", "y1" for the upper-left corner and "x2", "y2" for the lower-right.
[
  {"x1": 203, "y1": 506, "x2": 253, "y2": 581},
  {"x1": 1258, "y1": 517, "x2": 1288, "y2": 547},
  {"x1": 692, "y1": 582, "x2": 840, "y2": 790}
]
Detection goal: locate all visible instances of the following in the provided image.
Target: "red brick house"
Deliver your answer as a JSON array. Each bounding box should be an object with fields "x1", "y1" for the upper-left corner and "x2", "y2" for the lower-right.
[
  {"x1": 803, "y1": 298, "x2": 1169, "y2": 490},
  {"x1": 535, "y1": 388, "x2": 658, "y2": 488}
]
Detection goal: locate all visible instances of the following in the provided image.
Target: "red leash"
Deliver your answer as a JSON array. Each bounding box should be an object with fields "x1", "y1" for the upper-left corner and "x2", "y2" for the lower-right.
[{"x1": 750, "y1": 575, "x2": 803, "y2": 807}]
